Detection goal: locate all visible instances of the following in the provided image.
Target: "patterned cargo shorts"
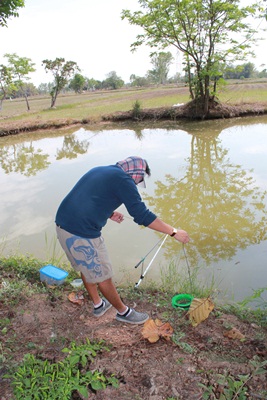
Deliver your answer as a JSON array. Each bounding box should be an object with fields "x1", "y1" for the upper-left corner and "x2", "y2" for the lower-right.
[{"x1": 56, "y1": 225, "x2": 113, "y2": 283}]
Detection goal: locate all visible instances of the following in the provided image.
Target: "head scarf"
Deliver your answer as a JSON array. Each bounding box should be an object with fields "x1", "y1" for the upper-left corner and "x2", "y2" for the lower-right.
[{"x1": 116, "y1": 156, "x2": 147, "y2": 186}]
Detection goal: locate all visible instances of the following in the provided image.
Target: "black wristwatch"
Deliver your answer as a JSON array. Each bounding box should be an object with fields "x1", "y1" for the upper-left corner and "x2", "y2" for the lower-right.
[{"x1": 170, "y1": 228, "x2": 178, "y2": 237}]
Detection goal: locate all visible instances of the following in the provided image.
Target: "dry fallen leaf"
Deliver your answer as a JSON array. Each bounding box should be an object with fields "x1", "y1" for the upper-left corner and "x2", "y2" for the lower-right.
[
  {"x1": 187, "y1": 297, "x2": 215, "y2": 327},
  {"x1": 68, "y1": 291, "x2": 85, "y2": 305},
  {"x1": 223, "y1": 327, "x2": 245, "y2": 340},
  {"x1": 141, "y1": 318, "x2": 174, "y2": 343}
]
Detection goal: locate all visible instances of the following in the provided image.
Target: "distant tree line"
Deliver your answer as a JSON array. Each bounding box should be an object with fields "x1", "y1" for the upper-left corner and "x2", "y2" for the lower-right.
[
  {"x1": 223, "y1": 62, "x2": 267, "y2": 80},
  {"x1": 1, "y1": 51, "x2": 267, "y2": 112}
]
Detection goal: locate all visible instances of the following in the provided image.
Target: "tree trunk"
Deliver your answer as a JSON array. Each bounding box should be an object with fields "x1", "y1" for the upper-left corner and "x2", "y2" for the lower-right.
[
  {"x1": 24, "y1": 94, "x2": 30, "y2": 111},
  {"x1": 185, "y1": 57, "x2": 195, "y2": 99},
  {"x1": 0, "y1": 94, "x2": 7, "y2": 111},
  {"x1": 203, "y1": 75, "x2": 210, "y2": 117},
  {"x1": 51, "y1": 88, "x2": 59, "y2": 108}
]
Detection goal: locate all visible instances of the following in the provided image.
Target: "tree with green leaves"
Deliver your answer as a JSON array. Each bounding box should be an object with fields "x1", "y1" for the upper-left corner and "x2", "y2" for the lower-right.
[
  {"x1": 13, "y1": 82, "x2": 38, "y2": 98},
  {"x1": 102, "y1": 71, "x2": 124, "y2": 90},
  {"x1": 85, "y1": 78, "x2": 102, "y2": 91},
  {"x1": 4, "y1": 53, "x2": 35, "y2": 111},
  {"x1": 0, "y1": 0, "x2": 24, "y2": 27},
  {"x1": 263, "y1": 0, "x2": 267, "y2": 19},
  {"x1": 130, "y1": 74, "x2": 149, "y2": 87},
  {"x1": 37, "y1": 82, "x2": 54, "y2": 95},
  {"x1": 223, "y1": 62, "x2": 256, "y2": 79},
  {"x1": 147, "y1": 51, "x2": 173, "y2": 84},
  {"x1": 69, "y1": 73, "x2": 86, "y2": 94},
  {"x1": 42, "y1": 58, "x2": 80, "y2": 107},
  {"x1": 122, "y1": 0, "x2": 263, "y2": 118},
  {"x1": 0, "y1": 64, "x2": 14, "y2": 111}
]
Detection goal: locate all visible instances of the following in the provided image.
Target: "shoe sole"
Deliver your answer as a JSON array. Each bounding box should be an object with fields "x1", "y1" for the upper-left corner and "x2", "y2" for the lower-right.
[
  {"x1": 115, "y1": 315, "x2": 149, "y2": 325},
  {"x1": 93, "y1": 303, "x2": 112, "y2": 318}
]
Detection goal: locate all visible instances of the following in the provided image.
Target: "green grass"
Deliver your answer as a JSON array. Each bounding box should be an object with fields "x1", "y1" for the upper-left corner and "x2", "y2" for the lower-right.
[
  {"x1": 1, "y1": 253, "x2": 266, "y2": 326},
  {"x1": 219, "y1": 85, "x2": 267, "y2": 104},
  {"x1": 1, "y1": 79, "x2": 266, "y2": 128}
]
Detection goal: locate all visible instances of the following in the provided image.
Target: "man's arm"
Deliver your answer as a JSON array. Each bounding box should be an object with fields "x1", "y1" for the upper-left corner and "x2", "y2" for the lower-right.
[{"x1": 147, "y1": 218, "x2": 190, "y2": 244}]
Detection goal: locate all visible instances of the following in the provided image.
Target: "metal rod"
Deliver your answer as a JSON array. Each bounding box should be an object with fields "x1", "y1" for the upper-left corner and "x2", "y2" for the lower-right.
[
  {"x1": 135, "y1": 234, "x2": 168, "y2": 287},
  {"x1": 134, "y1": 234, "x2": 167, "y2": 269}
]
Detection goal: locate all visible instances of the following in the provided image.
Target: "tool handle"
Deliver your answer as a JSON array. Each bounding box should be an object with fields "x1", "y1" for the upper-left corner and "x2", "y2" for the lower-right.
[{"x1": 134, "y1": 259, "x2": 144, "y2": 269}]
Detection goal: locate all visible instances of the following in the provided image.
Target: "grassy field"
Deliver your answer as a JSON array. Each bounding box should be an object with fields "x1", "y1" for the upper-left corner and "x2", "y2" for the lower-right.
[{"x1": 0, "y1": 79, "x2": 267, "y2": 128}]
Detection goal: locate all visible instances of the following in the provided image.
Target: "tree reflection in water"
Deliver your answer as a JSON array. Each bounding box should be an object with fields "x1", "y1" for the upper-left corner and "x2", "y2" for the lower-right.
[{"x1": 143, "y1": 133, "x2": 267, "y2": 269}]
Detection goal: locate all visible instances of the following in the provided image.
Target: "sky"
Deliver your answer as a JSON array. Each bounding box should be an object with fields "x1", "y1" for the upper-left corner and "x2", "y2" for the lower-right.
[{"x1": 0, "y1": 0, "x2": 266, "y2": 86}]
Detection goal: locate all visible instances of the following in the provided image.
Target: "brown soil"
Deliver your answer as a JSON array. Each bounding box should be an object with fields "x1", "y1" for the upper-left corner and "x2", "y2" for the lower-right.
[{"x1": 0, "y1": 288, "x2": 266, "y2": 400}]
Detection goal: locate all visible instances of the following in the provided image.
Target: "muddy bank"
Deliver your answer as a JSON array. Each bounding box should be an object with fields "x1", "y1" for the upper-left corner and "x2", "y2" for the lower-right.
[
  {"x1": 103, "y1": 101, "x2": 267, "y2": 122},
  {"x1": 0, "y1": 102, "x2": 267, "y2": 137},
  {"x1": 0, "y1": 118, "x2": 87, "y2": 137}
]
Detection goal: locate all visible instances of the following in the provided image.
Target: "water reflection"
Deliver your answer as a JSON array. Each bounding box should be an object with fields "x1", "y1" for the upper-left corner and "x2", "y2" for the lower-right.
[
  {"x1": 144, "y1": 133, "x2": 267, "y2": 268},
  {"x1": 0, "y1": 134, "x2": 91, "y2": 176},
  {"x1": 0, "y1": 142, "x2": 50, "y2": 176},
  {"x1": 0, "y1": 116, "x2": 267, "y2": 302},
  {"x1": 56, "y1": 135, "x2": 90, "y2": 160}
]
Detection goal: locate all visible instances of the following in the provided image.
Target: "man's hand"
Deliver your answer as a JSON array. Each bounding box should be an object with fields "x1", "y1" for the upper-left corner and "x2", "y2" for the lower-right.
[
  {"x1": 110, "y1": 211, "x2": 124, "y2": 224},
  {"x1": 173, "y1": 229, "x2": 190, "y2": 244}
]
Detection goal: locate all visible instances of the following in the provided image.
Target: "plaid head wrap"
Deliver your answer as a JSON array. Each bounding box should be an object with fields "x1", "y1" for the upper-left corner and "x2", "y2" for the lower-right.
[{"x1": 116, "y1": 156, "x2": 148, "y2": 186}]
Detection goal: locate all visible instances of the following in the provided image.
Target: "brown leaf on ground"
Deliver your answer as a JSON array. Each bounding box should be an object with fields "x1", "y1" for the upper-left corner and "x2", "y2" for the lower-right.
[
  {"x1": 141, "y1": 318, "x2": 174, "y2": 343},
  {"x1": 67, "y1": 291, "x2": 85, "y2": 305},
  {"x1": 223, "y1": 327, "x2": 245, "y2": 340},
  {"x1": 187, "y1": 297, "x2": 215, "y2": 327}
]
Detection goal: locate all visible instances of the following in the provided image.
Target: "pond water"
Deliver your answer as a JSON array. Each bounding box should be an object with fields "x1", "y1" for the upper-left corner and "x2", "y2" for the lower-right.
[{"x1": 1, "y1": 116, "x2": 267, "y2": 304}]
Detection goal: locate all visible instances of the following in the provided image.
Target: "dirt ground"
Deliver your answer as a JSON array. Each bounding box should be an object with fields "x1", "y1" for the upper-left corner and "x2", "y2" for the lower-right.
[{"x1": 0, "y1": 288, "x2": 266, "y2": 400}]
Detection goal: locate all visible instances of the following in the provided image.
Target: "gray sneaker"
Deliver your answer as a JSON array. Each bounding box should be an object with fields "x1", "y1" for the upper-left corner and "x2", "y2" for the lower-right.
[
  {"x1": 116, "y1": 308, "x2": 149, "y2": 325},
  {"x1": 93, "y1": 299, "x2": 112, "y2": 318}
]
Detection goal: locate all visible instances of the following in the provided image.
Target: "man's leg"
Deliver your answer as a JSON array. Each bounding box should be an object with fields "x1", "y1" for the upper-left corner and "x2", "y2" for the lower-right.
[
  {"x1": 98, "y1": 278, "x2": 127, "y2": 314},
  {"x1": 56, "y1": 227, "x2": 148, "y2": 323},
  {"x1": 81, "y1": 274, "x2": 127, "y2": 314},
  {"x1": 81, "y1": 273, "x2": 101, "y2": 304}
]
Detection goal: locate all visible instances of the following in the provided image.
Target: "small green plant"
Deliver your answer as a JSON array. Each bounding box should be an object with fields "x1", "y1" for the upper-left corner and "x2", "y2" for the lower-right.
[
  {"x1": 221, "y1": 288, "x2": 267, "y2": 327},
  {"x1": 0, "y1": 254, "x2": 42, "y2": 282},
  {"x1": 6, "y1": 339, "x2": 119, "y2": 399},
  {"x1": 238, "y1": 287, "x2": 267, "y2": 310},
  {"x1": 0, "y1": 343, "x2": 10, "y2": 364},
  {"x1": 132, "y1": 99, "x2": 142, "y2": 119},
  {"x1": 172, "y1": 331, "x2": 196, "y2": 354},
  {"x1": 199, "y1": 359, "x2": 267, "y2": 399},
  {"x1": 200, "y1": 373, "x2": 250, "y2": 400},
  {"x1": 0, "y1": 317, "x2": 11, "y2": 329}
]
